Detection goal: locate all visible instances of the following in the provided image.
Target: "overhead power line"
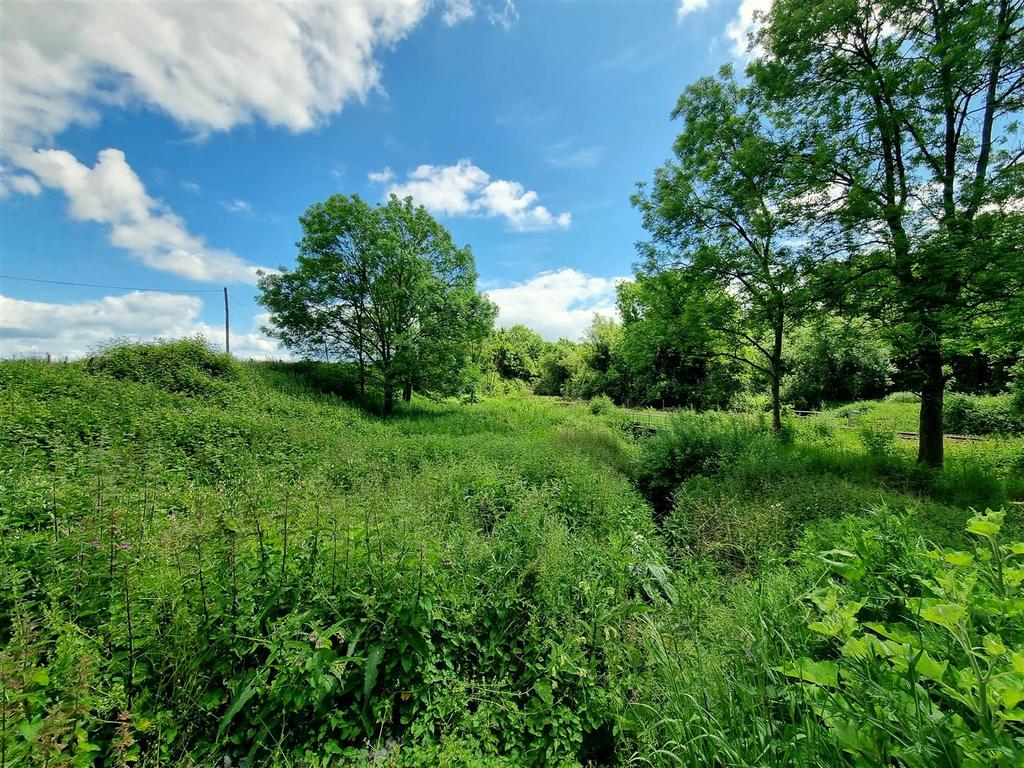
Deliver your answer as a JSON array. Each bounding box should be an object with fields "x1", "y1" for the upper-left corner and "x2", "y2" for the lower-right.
[{"x1": 0, "y1": 274, "x2": 223, "y2": 293}]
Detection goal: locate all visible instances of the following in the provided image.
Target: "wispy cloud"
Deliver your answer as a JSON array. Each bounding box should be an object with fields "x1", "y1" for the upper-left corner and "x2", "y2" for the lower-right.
[
  {"x1": 18, "y1": 148, "x2": 265, "y2": 283},
  {"x1": 368, "y1": 167, "x2": 395, "y2": 184},
  {"x1": 442, "y1": 0, "x2": 475, "y2": 26},
  {"x1": 487, "y1": 0, "x2": 519, "y2": 31},
  {"x1": 545, "y1": 143, "x2": 606, "y2": 170},
  {"x1": 220, "y1": 198, "x2": 253, "y2": 215},
  {"x1": 597, "y1": 41, "x2": 678, "y2": 74}
]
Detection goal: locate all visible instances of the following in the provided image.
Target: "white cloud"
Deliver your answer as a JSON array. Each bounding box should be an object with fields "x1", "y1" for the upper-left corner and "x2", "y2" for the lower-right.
[
  {"x1": 0, "y1": 1, "x2": 431, "y2": 153},
  {"x1": 487, "y1": 0, "x2": 519, "y2": 30},
  {"x1": 0, "y1": 164, "x2": 42, "y2": 197},
  {"x1": 368, "y1": 167, "x2": 395, "y2": 184},
  {"x1": 379, "y1": 159, "x2": 571, "y2": 231},
  {"x1": 485, "y1": 268, "x2": 626, "y2": 340},
  {"x1": 443, "y1": 0, "x2": 476, "y2": 26},
  {"x1": 220, "y1": 199, "x2": 254, "y2": 215},
  {"x1": 727, "y1": 0, "x2": 772, "y2": 57},
  {"x1": 0, "y1": 291, "x2": 282, "y2": 360},
  {"x1": 18, "y1": 148, "x2": 265, "y2": 283},
  {"x1": 677, "y1": 0, "x2": 710, "y2": 21}
]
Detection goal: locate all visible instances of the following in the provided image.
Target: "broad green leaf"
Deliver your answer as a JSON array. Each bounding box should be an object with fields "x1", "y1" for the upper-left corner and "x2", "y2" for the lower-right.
[
  {"x1": 864, "y1": 622, "x2": 915, "y2": 644},
  {"x1": 943, "y1": 551, "x2": 974, "y2": 567},
  {"x1": 920, "y1": 602, "x2": 966, "y2": 631},
  {"x1": 967, "y1": 511, "x2": 1003, "y2": 538},
  {"x1": 364, "y1": 645, "x2": 385, "y2": 697},
  {"x1": 983, "y1": 634, "x2": 1007, "y2": 657},
  {"x1": 535, "y1": 678, "x2": 554, "y2": 707},
  {"x1": 912, "y1": 650, "x2": 948, "y2": 682},
  {"x1": 781, "y1": 658, "x2": 839, "y2": 688}
]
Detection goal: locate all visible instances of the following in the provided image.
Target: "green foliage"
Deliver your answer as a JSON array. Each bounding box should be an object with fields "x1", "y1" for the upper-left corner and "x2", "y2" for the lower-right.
[
  {"x1": 258, "y1": 193, "x2": 495, "y2": 414},
  {"x1": 782, "y1": 317, "x2": 892, "y2": 409},
  {"x1": 481, "y1": 325, "x2": 546, "y2": 382},
  {"x1": 944, "y1": 393, "x2": 1022, "y2": 436},
  {"x1": 86, "y1": 336, "x2": 238, "y2": 396},
  {"x1": 589, "y1": 394, "x2": 614, "y2": 415},
  {"x1": 633, "y1": 411, "x2": 770, "y2": 514},
  {"x1": 785, "y1": 508, "x2": 1024, "y2": 766},
  {"x1": 858, "y1": 422, "x2": 897, "y2": 457},
  {"x1": 886, "y1": 391, "x2": 922, "y2": 404},
  {"x1": 1012, "y1": 363, "x2": 1024, "y2": 414},
  {"x1": 0, "y1": 355, "x2": 671, "y2": 766}
]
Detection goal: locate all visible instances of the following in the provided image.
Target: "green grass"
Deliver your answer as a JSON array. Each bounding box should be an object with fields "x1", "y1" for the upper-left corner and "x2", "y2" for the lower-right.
[{"x1": 2, "y1": 348, "x2": 1022, "y2": 766}]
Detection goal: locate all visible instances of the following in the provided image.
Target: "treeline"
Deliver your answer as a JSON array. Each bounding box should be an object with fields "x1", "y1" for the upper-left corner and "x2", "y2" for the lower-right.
[{"x1": 480, "y1": 310, "x2": 1022, "y2": 415}]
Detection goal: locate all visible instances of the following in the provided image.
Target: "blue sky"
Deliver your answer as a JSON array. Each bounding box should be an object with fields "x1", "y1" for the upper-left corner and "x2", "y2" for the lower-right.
[{"x1": 0, "y1": 0, "x2": 764, "y2": 357}]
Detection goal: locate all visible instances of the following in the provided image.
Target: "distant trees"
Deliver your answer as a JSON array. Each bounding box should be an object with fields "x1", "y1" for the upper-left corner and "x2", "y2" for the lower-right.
[
  {"x1": 481, "y1": 325, "x2": 546, "y2": 381},
  {"x1": 633, "y1": 67, "x2": 811, "y2": 431},
  {"x1": 781, "y1": 317, "x2": 892, "y2": 409},
  {"x1": 754, "y1": 0, "x2": 1024, "y2": 465},
  {"x1": 258, "y1": 194, "x2": 495, "y2": 414}
]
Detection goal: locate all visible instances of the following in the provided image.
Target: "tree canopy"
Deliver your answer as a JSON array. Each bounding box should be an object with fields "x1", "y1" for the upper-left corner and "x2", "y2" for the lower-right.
[{"x1": 258, "y1": 194, "x2": 495, "y2": 414}]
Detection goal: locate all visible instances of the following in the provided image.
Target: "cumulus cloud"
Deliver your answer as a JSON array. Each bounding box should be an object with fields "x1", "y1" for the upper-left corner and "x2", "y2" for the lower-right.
[
  {"x1": 726, "y1": 0, "x2": 772, "y2": 57},
  {"x1": 442, "y1": 0, "x2": 476, "y2": 26},
  {"x1": 485, "y1": 268, "x2": 626, "y2": 340},
  {"x1": 677, "y1": 0, "x2": 710, "y2": 21},
  {"x1": 0, "y1": 1, "x2": 430, "y2": 152},
  {"x1": 0, "y1": 291, "x2": 282, "y2": 360},
  {"x1": 377, "y1": 159, "x2": 571, "y2": 231},
  {"x1": 18, "y1": 148, "x2": 265, "y2": 283}
]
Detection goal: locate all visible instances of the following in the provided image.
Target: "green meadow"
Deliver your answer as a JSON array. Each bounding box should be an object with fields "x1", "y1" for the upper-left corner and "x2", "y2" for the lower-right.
[{"x1": 2, "y1": 344, "x2": 1021, "y2": 766}]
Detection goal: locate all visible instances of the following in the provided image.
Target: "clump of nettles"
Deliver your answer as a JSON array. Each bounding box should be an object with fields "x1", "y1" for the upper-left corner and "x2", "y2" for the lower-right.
[{"x1": 87, "y1": 337, "x2": 238, "y2": 397}]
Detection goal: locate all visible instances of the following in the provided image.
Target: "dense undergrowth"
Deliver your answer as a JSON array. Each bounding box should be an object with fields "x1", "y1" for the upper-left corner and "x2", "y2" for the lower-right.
[{"x1": 2, "y1": 342, "x2": 1022, "y2": 766}]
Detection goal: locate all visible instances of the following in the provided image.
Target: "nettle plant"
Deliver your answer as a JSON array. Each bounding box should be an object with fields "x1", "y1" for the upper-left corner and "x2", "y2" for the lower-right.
[{"x1": 785, "y1": 508, "x2": 1024, "y2": 766}]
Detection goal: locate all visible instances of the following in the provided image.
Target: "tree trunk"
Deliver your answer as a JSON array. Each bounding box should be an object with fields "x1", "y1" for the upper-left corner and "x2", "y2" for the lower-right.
[
  {"x1": 917, "y1": 337, "x2": 945, "y2": 467},
  {"x1": 382, "y1": 387, "x2": 394, "y2": 416},
  {"x1": 402, "y1": 380, "x2": 412, "y2": 402},
  {"x1": 770, "y1": 320, "x2": 784, "y2": 434}
]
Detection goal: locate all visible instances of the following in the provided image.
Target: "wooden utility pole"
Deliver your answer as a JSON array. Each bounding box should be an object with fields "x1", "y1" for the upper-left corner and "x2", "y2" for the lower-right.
[{"x1": 223, "y1": 286, "x2": 230, "y2": 356}]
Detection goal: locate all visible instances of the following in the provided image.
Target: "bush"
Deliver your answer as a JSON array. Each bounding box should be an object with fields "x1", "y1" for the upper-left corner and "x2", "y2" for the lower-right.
[
  {"x1": 634, "y1": 412, "x2": 770, "y2": 514},
  {"x1": 1011, "y1": 361, "x2": 1024, "y2": 416},
  {"x1": 884, "y1": 390, "x2": 921, "y2": 403},
  {"x1": 589, "y1": 394, "x2": 615, "y2": 415},
  {"x1": 87, "y1": 337, "x2": 238, "y2": 396},
  {"x1": 943, "y1": 393, "x2": 1021, "y2": 435},
  {"x1": 858, "y1": 422, "x2": 897, "y2": 456}
]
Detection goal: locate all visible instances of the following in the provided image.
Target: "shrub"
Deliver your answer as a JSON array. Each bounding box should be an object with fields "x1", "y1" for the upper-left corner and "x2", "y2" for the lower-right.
[
  {"x1": 634, "y1": 412, "x2": 770, "y2": 514},
  {"x1": 781, "y1": 317, "x2": 892, "y2": 409},
  {"x1": 884, "y1": 390, "x2": 921, "y2": 403},
  {"x1": 589, "y1": 394, "x2": 615, "y2": 415},
  {"x1": 1010, "y1": 361, "x2": 1024, "y2": 416},
  {"x1": 87, "y1": 337, "x2": 238, "y2": 396},
  {"x1": 857, "y1": 422, "x2": 897, "y2": 456},
  {"x1": 943, "y1": 393, "x2": 1021, "y2": 435}
]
